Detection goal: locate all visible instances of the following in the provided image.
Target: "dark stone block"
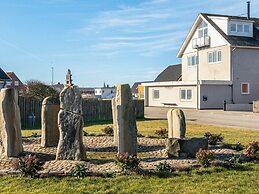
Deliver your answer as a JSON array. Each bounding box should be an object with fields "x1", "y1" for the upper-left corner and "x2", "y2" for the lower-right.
[{"x1": 166, "y1": 138, "x2": 208, "y2": 158}]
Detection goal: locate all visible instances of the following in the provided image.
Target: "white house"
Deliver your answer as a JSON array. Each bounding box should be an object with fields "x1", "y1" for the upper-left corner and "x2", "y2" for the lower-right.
[
  {"x1": 95, "y1": 84, "x2": 116, "y2": 99},
  {"x1": 143, "y1": 9, "x2": 259, "y2": 110}
]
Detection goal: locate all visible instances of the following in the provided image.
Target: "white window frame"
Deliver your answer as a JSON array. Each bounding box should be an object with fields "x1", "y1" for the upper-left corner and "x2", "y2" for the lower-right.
[
  {"x1": 241, "y1": 82, "x2": 250, "y2": 95},
  {"x1": 14, "y1": 81, "x2": 19, "y2": 86},
  {"x1": 198, "y1": 21, "x2": 208, "y2": 38},
  {"x1": 180, "y1": 89, "x2": 192, "y2": 101},
  {"x1": 153, "y1": 89, "x2": 160, "y2": 100},
  {"x1": 230, "y1": 23, "x2": 251, "y2": 33},
  {"x1": 208, "y1": 50, "x2": 222, "y2": 64},
  {"x1": 6, "y1": 81, "x2": 12, "y2": 86},
  {"x1": 187, "y1": 55, "x2": 199, "y2": 67}
]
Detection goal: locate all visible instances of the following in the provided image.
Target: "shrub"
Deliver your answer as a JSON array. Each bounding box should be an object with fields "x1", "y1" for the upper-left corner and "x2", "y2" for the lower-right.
[
  {"x1": 243, "y1": 141, "x2": 259, "y2": 160},
  {"x1": 226, "y1": 154, "x2": 241, "y2": 168},
  {"x1": 102, "y1": 126, "x2": 114, "y2": 136},
  {"x1": 196, "y1": 149, "x2": 215, "y2": 168},
  {"x1": 116, "y1": 153, "x2": 140, "y2": 172},
  {"x1": 31, "y1": 132, "x2": 39, "y2": 138},
  {"x1": 69, "y1": 164, "x2": 89, "y2": 178},
  {"x1": 12, "y1": 154, "x2": 43, "y2": 177},
  {"x1": 204, "y1": 132, "x2": 224, "y2": 145},
  {"x1": 155, "y1": 128, "x2": 168, "y2": 138},
  {"x1": 155, "y1": 161, "x2": 172, "y2": 173}
]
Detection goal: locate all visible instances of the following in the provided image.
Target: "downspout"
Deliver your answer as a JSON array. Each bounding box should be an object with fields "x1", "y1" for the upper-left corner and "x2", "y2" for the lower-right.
[
  {"x1": 231, "y1": 47, "x2": 236, "y2": 104},
  {"x1": 196, "y1": 47, "x2": 200, "y2": 110}
]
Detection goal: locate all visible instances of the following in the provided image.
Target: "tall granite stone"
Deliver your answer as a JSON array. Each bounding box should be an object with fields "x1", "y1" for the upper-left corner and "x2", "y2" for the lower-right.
[
  {"x1": 171, "y1": 109, "x2": 186, "y2": 138},
  {"x1": 56, "y1": 70, "x2": 86, "y2": 160},
  {"x1": 112, "y1": 84, "x2": 137, "y2": 155},
  {"x1": 167, "y1": 109, "x2": 174, "y2": 138},
  {"x1": 41, "y1": 96, "x2": 60, "y2": 147},
  {"x1": 112, "y1": 98, "x2": 118, "y2": 145},
  {"x1": 0, "y1": 88, "x2": 23, "y2": 157}
]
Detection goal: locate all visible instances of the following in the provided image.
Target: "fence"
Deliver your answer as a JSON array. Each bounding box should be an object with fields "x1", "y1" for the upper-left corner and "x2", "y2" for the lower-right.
[{"x1": 18, "y1": 97, "x2": 144, "y2": 128}]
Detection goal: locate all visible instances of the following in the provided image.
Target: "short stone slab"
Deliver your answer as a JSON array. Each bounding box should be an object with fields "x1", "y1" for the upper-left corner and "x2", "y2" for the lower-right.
[{"x1": 166, "y1": 138, "x2": 208, "y2": 158}]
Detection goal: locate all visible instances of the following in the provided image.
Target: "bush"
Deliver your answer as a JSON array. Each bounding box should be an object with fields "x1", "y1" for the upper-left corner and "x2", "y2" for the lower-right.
[
  {"x1": 204, "y1": 132, "x2": 224, "y2": 145},
  {"x1": 155, "y1": 161, "x2": 172, "y2": 173},
  {"x1": 12, "y1": 154, "x2": 43, "y2": 177},
  {"x1": 243, "y1": 141, "x2": 259, "y2": 160},
  {"x1": 69, "y1": 164, "x2": 89, "y2": 178},
  {"x1": 196, "y1": 149, "x2": 215, "y2": 168},
  {"x1": 102, "y1": 126, "x2": 114, "y2": 136},
  {"x1": 116, "y1": 153, "x2": 140, "y2": 172},
  {"x1": 226, "y1": 154, "x2": 241, "y2": 168},
  {"x1": 31, "y1": 132, "x2": 40, "y2": 138},
  {"x1": 155, "y1": 128, "x2": 168, "y2": 138}
]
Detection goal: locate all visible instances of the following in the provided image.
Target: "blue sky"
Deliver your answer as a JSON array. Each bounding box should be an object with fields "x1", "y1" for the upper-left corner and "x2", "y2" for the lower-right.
[{"x1": 1, "y1": 0, "x2": 259, "y2": 87}]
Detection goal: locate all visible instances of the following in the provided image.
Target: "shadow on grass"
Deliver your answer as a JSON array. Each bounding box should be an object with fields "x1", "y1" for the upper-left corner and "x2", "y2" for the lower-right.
[{"x1": 19, "y1": 151, "x2": 56, "y2": 162}]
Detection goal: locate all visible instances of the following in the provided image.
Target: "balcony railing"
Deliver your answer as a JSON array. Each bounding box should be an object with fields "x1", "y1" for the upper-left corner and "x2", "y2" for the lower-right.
[{"x1": 192, "y1": 36, "x2": 210, "y2": 49}]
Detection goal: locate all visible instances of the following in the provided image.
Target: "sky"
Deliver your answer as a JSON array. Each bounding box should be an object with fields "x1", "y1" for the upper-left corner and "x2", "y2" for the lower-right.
[{"x1": 0, "y1": 0, "x2": 259, "y2": 87}]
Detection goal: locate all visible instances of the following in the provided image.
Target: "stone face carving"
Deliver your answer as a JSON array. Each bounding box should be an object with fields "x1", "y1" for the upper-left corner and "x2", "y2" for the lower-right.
[
  {"x1": 0, "y1": 88, "x2": 23, "y2": 157},
  {"x1": 169, "y1": 109, "x2": 186, "y2": 139},
  {"x1": 112, "y1": 84, "x2": 137, "y2": 155},
  {"x1": 56, "y1": 79, "x2": 86, "y2": 160},
  {"x1": 41, "y1": 97, "x2": 60, "y2": 147}
]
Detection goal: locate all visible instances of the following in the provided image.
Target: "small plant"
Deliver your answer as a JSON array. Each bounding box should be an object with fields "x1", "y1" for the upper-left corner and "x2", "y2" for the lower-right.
[
  {"x1": 204, "y1": 132, "x2": 224, "y2": 145},
  {"x1": 31, "y1": 132, "x2": 39, "y2": 138},
  {"x1": 155, "y1": 161, "x2": 172, "y2": 173},
  {"x1": 102, "y1": 126, "x2": 114, "y2": 136},
  {"x1": 243, "y1": 141, "x2": 259, "y2": 160},
  {"x1": 12, "y1": 154, "x2": 43, "y2": 177},
  {"x1": 102, "y1": 172, "x2": 116, "y2": 178},
  {"x1": 116, "y1": 153, "x2": 140, "y2": 172},
  {"x1": 69, "y1": 164, "x2": 89, "y2": 178},
  {"x1": 227, "y1": 154, "x2": 241, "y2": 168},
  {"x1": 155, "y1": 128, "x2": 168, "y2": 138},
  {"x1": 196, "y1": 149, "x2": 215, "y2": 168},
  {"x1": 222, "y1": 142, "x2": 244, "y2": 151}
]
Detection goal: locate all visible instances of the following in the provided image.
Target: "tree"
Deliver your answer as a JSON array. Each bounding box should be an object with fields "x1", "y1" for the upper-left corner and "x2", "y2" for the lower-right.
[{"x1": 25, "y1": 80, "x2": 59, "y2": 100}]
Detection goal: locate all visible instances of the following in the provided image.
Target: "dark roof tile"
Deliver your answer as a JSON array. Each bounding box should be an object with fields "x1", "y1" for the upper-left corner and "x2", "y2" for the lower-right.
[{"x1": 154, "y1": 64, "x2": 182, "y2": 82}]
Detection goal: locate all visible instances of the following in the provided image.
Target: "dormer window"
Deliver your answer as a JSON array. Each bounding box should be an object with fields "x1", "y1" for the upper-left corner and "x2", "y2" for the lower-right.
[
  {"x1": 230, "y1": 23, "x2": 250, "y2": 33},
  {"x1": 198, "y1": 21, "x2": 208, "y2": 38}
]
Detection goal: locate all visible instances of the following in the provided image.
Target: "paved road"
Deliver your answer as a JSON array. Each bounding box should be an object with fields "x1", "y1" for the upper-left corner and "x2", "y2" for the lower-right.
[{"x1": 145, "y1": 107, "x2": 259, "y2": 131}]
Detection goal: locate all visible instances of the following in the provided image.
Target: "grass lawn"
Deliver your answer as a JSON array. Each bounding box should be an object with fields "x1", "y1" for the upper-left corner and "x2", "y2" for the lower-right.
[{"x1": 16, "y1": 119, "x2": 259, "y2": 193}]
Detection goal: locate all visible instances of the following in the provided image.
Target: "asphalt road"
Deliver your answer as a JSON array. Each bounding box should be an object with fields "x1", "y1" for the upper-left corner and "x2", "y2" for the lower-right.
[{"x1": 145, "y1": 107, "x2": 259, "y2": 131}]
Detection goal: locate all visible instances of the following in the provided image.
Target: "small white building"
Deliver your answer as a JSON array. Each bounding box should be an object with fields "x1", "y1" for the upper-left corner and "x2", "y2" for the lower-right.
[{"x1": 95, "y1": 84, "x2": 116, "y2": 99}]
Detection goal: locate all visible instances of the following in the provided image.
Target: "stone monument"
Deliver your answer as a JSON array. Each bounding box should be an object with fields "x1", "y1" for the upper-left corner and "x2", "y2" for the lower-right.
[
  {"x1": 41, "y1": 96, "x2": 60, "y2": 147},
  {"x1": 0, "y1": 88, "x2": 23, "y2": 157},
  {"x1": 112, "y1": 84, "x2": 137, "y2": 155},
  {"x1": 56, "y1": 69, "x2": 86, "y2": 160},
  {"x1": 167, "y1": 109, "x2": 186, "y2": 138}
]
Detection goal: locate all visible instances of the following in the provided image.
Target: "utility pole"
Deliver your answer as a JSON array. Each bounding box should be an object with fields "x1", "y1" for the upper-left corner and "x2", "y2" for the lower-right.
[{"x1": 51, "y1": 66, "x2": 54, "y2": 85}]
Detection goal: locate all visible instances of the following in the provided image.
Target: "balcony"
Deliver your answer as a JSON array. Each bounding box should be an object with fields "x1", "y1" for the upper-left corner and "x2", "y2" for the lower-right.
[{"x1": 192, "y1": 36, "x2": 210, "y2": 49}]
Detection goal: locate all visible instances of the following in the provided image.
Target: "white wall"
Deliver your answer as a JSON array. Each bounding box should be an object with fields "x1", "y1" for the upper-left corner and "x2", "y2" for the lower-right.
[
  {"x1": 209, "y1": 16, "x2": 228, "y2": 34},
  {"x1": 147, "y1": 86, "x2": 197, "y2": 108}
]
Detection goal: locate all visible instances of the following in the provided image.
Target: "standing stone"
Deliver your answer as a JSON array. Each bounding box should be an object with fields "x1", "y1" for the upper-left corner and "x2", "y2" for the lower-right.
[
  {"x1": 113, "y1": 84, "x2": 137, "y2": 155},
  {"x1": 41, "y1": 96, "x2": 60, "y2": 147},
  {"x1": 167, "y1": 109, "x2": 174, "y2": 138},
  {"x1": 0, "y1": 88, "x2": 23, "y2": 157},
  {"x1": 112, "y1": 98, "x2": 118, "y2": 145},
  {"x1": 56, "y1": 70, "x2": 86, "y2": 160},
  {"x1": 172, "y1": 109, "x2": 186, "y2": 138}
]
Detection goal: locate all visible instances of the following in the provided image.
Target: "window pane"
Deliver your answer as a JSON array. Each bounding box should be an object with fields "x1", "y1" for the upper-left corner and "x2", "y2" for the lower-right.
[
  {"x1": 204, "y1": 28, "x2": 208, "y2": 37},
  {"x1": 242, "y1": 84, "x2": 249, "y2": 94},
  {"x1": 198, "y1": 29, "x2": 203, "y2": 38},
  {"x1": 192, "y1": 56, "x2": 195, "y2": 65},
  {"x1": 187, "y1": 90, "x2": 192, "y2": 100},
  {"x1": 180, "y1": 90, "x2": 186, "y2": 100},
  {"x1": 208, "y1": 53, "x2": 212, "y2": 63},
  {"x1": 230, "y1": 24, "x2": 236, "y2": 32},
  {"x1": 188, "y1": 57, "x2": 191, "y2": 66},
  {"x1": 213, "y1": 51, "x2": 216, "y2": 62},
  {"x1": 218, "y1": 51, "x2": 222, "y2": 61},
  {"x1": 237, "y1": 24, "x2": 243, "y2": 32},
  {"x1": 153, "y1": 90, "x2": 159, "y2": 99},
  {"x1": 244, "y1": 25, "x2": 250, "y2": 33}
]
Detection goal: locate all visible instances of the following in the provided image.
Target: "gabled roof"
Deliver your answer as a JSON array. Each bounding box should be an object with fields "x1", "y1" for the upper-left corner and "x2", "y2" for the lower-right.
[
  {"x1": 0, "y1": 68, "x2": 11, "y2": 81},
  {"x1": 154, "y1": 64, "x2": 182, "y2": 82},
  {"x1": 177, "y1": 13, "x2": 259, "y2": 58}
]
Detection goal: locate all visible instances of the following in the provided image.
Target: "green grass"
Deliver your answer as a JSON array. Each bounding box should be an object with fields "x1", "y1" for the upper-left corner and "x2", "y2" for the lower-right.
[
  {"x1": 0, "y1": 163, "x2": 258, "y2": 194},
  {"x1": 22, "y1": 119, "x2": 259, "y2": 145},
  {"x1": 17, "y1": 119, "x2": 259, "y2": 193}
]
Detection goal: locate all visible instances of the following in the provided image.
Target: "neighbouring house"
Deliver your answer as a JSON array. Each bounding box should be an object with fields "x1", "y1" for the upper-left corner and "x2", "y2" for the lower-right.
[
  {"x1": 132, "y1": 81, "x2": 152, "y2": 99},
  {"x1": 0, "y1": 68, "x2": 11, "y2": 89},
  {"x1": 95, "y1": 83, "x2": 116, "y2": 99},
  {"x1": 79, "y1": 87, "x2": 95, "y2": 99},
  {"x1": 5, "y1": 71, "x2": 26, "y2": 96},
  {"x1": 142, "y1": 4, "x2": 259, "y2": 110}
]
